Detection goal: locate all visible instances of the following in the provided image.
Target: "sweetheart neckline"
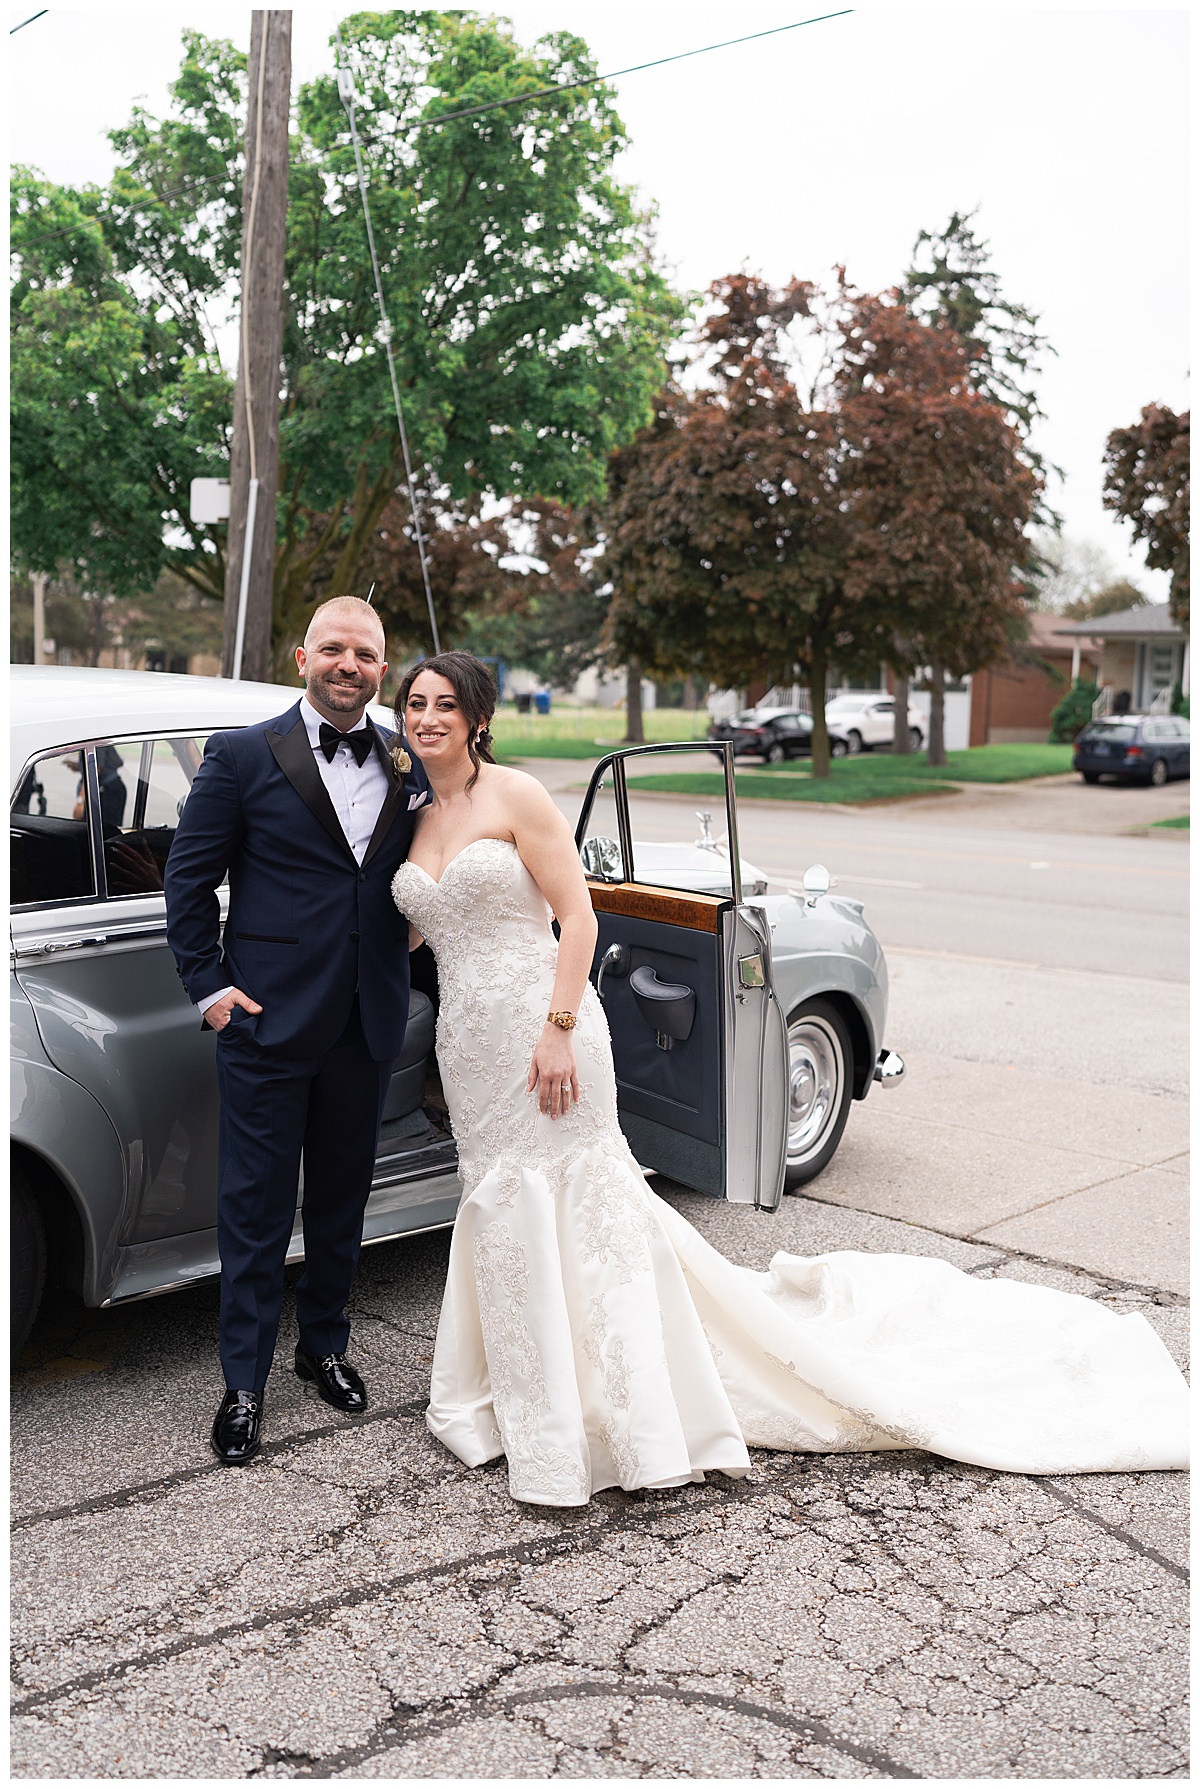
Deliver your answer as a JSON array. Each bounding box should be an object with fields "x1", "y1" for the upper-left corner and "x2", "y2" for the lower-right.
[{"x1": 404, "y1": 835, "x2": 518, "y2": 889}]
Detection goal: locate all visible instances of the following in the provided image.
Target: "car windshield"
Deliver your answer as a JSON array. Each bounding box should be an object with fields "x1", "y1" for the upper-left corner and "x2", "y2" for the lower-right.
[{"x1": 1081, "y1": 724, "x2": 1136, "y2": 744}]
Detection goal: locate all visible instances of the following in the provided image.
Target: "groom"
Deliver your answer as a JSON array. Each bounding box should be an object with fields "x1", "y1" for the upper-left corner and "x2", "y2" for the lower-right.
[{"x1": 165, "y1": 596, "x2": 430, "y2": 1464}]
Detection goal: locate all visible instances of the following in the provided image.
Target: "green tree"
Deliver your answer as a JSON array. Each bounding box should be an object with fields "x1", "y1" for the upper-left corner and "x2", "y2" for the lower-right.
[
  {"x1": 1061, "y1": 577, "x2": 1148, "y2": 622},
  {"x1": 11, "y1": 13, "x2": 681, "y2": 663},
  {"x1": 901, "y1": 209, "x2": 1058, "y2": 521},
  {"x1": 1103, "y1": 405, "x2": 1190, "y2": 629}
]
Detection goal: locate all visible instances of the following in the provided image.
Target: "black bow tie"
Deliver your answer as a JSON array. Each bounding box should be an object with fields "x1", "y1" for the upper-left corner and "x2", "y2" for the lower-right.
[{"x1": 318, "y1": 721, "x2": 374, "y2": 767}]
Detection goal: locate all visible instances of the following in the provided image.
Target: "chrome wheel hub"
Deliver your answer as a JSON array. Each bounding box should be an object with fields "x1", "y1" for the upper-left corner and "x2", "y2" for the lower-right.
[{"x1": 787, "y1": 1016, "x2": 843, "y2": 1161}]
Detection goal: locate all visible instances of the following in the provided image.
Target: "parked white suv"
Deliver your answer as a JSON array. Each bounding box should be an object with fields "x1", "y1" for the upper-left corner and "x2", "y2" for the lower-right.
[{"x1": 825, "y1": 693, "x2": 924, "y2": 754}]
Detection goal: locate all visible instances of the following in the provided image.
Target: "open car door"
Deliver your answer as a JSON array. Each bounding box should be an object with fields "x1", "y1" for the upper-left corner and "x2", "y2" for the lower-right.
[{"x1": 576, "y1": 743, "x2": 788, "y2": 1211}]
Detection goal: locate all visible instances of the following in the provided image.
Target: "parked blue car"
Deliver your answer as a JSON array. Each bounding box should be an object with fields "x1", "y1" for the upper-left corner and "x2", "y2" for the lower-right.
[{"x1": 1073, "y1": 714, "x2": 1190, "y2": 786}]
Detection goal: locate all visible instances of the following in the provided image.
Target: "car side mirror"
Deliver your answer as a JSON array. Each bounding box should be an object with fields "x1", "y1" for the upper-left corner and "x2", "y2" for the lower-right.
[
  {"x1": 580, "y1": 836, "x2": 624, "y2": 882},
  {"x1": 802, "y1": 863, "x2": 830, "y2": 906}
]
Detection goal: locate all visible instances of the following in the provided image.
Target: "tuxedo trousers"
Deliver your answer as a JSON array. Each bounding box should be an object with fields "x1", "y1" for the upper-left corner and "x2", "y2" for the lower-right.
[{"x1": 214, "y1": 996, "x2": 392, "y2": 1391}]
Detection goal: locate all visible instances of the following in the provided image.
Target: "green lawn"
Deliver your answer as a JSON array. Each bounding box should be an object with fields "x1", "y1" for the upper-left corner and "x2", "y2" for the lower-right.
[
  {"x1": 1151, "y1": 814, "x2": 1190, "y2": 830},
  {"x1": 491, "y1": 705, "x2": 708, "y2": 761},
  {"x1": 627, "y1": 742, "x2": 1075, "y2": 804},
  {"x1": 630, "y1": 768, "x2": 956, "y2": 804}
]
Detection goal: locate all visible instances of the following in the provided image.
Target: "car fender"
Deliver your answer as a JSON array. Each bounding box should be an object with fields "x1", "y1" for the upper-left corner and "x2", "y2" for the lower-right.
[
  {"x1": 10, "y1": 977, "x2": 127, "y2": 1306},
  {"x1": 752, "y1": 894, "x2": 887, "y2": 1095}
]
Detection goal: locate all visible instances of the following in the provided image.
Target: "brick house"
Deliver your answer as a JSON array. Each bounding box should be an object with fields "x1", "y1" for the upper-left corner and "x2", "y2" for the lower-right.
[
  {"x1": 966, "y1": 610, "x2": 1102, "y2": 746},
  {"x1": 1053, "y1": 604, "x2": 1189, "y2": 712}
]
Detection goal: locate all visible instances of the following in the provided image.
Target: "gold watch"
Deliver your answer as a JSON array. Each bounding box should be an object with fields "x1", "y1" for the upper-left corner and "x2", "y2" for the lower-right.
[{"x1": 546, "y1": 1010, "x2": 577, "y2": 1031}]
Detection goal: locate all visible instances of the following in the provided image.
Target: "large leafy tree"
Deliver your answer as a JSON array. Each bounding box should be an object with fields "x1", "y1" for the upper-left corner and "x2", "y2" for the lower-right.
[
  {"x1": 11, "y1": 13, "x2": 681, "y2": 660},
  {"x1": 837, "y1": 292, "x2": 1039, "y2": 763},
  {"x1": 602, "y1": 275, "x2": 1036, "y2": 772},
  {"x1": 603, "y1": 276, "x2": 864, "y2": 776},
  {"x1": 1103, "y1": 405, "x2": 1190, "y2": 629}
]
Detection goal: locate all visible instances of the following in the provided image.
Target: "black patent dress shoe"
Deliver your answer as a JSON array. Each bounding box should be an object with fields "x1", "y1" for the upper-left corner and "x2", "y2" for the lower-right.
[
  {"x1": 294, "y1": 1347, "x2": 368, "y2": 1412},
  {"x1": 211, "y1": 1388, "x2": 264, "y2": 1464}
]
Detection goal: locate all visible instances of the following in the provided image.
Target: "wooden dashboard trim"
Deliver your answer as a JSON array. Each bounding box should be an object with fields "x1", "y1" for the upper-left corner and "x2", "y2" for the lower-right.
[{"x1": 586, "y1": 881, "x2": 724, "y2": 934}]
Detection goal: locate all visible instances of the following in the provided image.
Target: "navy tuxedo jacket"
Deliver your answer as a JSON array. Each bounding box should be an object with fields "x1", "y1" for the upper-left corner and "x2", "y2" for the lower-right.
[{"x1": 164, "y1": 703, "x2": 431, "y2": 1061}]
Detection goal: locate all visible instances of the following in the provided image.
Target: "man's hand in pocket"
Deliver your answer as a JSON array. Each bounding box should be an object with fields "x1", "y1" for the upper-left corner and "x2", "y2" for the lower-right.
[{"x1": 204, "y1": 989, "x2": 263, "y2": 1031}]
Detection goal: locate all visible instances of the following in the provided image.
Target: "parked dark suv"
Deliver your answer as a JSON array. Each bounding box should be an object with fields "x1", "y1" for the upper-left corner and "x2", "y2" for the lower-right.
[
  {"x1": 1073, "y1": 715, "x2": 1190, "y2": 786},
  {"x1": 707, "y1": 708, "x2": 850, "y2": 764}
]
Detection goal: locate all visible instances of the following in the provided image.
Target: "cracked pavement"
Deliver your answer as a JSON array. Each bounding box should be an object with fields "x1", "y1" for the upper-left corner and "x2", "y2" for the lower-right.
[
  {"x1": 10, "y1": 1194, "x2": 1188, "y2": 1781},
  {"x1": 10, "y1": 789, "x2": 1188, "y2": 1777}
]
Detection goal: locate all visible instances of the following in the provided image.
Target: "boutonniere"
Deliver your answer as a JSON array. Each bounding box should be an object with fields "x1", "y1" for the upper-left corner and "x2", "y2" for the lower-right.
[{"x1": 390, "y1": 738, "x2": 412, "y2": 776}]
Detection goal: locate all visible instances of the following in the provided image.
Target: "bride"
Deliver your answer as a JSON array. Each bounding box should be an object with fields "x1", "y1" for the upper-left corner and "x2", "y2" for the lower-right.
[{"x1": 391, "y1": 652, "x2": 1188, "y2": 1508}]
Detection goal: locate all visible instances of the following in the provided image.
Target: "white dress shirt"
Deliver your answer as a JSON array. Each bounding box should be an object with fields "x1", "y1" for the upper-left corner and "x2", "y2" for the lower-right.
[
  {"x1": 196, "y1": 697, "x2": 393, "y2": 1018},
  {"x1": 297, "y1": 694, "x2": 391, "y2": 863}
]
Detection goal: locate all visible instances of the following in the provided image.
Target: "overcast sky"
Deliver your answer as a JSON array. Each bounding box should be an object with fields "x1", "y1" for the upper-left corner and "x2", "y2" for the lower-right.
[{"x1": 10, "y1": 3, "x2": 1189, "y2": 599}]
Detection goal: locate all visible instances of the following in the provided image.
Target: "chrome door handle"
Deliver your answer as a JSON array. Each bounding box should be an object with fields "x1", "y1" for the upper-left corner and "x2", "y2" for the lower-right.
[
  {"x1": 595, "y1": 942, "x2": 628, "y2": 1000},
  {"x1": 21, "y1": 936, "x2": 108, "y2": 956}
]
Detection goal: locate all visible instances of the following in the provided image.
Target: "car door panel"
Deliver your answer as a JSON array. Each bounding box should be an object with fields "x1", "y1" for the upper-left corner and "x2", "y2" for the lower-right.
[
  {"x1": 589, "y1": 903, "x2": 723, "y2": 1194},
  {"x1": 577, "y1": 743, "x2": 787, "y2": 1210},
  {"x1": 12, "y1": 897, "x2": 223, "y2": 1246}
]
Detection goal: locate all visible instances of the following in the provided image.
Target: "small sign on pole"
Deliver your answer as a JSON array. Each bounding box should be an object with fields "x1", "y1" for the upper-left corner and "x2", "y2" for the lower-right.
[{"x1": 190, "y1": 478, "x2": 231, "y2": 524}]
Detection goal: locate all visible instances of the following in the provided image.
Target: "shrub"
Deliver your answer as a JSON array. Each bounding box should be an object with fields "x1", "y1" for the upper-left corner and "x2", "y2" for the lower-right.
[
  {"x1": 1170, "y1": 682, "x2": 1190, "y2": 720},
  {"x1": 1049, "y1": 679, "x2": 1099, "y2": 742}
]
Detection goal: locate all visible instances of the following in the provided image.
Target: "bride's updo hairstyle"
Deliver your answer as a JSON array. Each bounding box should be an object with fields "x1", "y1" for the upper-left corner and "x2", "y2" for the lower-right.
[{"x1": 395, "y1": 651, "x2": 498, "y2": 792}]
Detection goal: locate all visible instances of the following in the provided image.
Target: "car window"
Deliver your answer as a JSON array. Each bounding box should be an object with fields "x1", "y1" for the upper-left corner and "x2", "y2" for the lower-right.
[
  {"x1": 872, "y1": 702, "x2": 894, "y2": 714},
  {"x1": 1085, "y1": 723, "x2": 1136, "y2": 744},
  {"x1": 1175, "y1": 718, "x2": 1190, "y2": 738},
  {"x1": 102, "y1": 736, "x2": 211, "y2": 898},
  {"x1": 10, "y1": 751, "x2": 96, "y2": 907}
]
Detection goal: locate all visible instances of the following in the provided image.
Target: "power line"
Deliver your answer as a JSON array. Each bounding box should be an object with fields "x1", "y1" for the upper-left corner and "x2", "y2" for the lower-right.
[
  {"x1": 404, "y1": 10, "x2": 853, "y2": 135},
  {"x1": 10, "y1": 9, "x2": 47, "y2": 32},
  {"x1": 335, "y1": 25, "x2": 441, "y2": 655},
  {"x1": 13, "y1": 11, "x2": 852, "y2": 259}
]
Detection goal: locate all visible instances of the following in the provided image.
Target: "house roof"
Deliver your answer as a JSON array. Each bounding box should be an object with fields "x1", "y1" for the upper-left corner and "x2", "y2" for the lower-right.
[
  {"x1": 1053, "y1": 604, "x2": 1183, "y2": 640},
  {"x1": 1026, "y1": 610, "x2": 1101, "y2": 652}
]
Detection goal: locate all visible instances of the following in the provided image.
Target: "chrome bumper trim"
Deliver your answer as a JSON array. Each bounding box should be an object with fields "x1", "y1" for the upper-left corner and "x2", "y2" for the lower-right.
[{"x1": 874, "y1": 1048, "x2": 905, "y2": 1087}]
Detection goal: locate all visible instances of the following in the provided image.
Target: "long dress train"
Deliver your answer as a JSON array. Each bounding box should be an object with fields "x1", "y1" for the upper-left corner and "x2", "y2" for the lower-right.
[{"x1": 391, "y1": 839, "x2": 1188, "y2": 1508}]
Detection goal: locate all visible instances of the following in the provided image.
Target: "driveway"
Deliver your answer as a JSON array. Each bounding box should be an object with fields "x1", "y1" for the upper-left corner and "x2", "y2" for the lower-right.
[{"x1": 11, "y1": 760, "x2": 1188, "y2": 1779}]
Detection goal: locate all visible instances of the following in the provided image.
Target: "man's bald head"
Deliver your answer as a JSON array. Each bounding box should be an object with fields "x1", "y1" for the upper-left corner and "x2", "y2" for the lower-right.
[
  {"x1": 295, "y1": 596, "x2": 389, "y2": 729},
  {"x1": 303, "y1": 595, "x2": 385, "y2": 653}
]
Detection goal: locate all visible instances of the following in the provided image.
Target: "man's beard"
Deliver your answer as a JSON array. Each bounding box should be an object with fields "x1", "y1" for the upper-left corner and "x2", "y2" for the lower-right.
[{"x1": 309, "y1": 668, "x2": 378, "y2": 717}]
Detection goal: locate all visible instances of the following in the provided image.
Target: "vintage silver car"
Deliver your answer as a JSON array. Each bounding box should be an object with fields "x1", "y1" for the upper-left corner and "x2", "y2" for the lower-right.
[{"x1": 10, "y1": 666, "x2": 904, "y2": 1349}]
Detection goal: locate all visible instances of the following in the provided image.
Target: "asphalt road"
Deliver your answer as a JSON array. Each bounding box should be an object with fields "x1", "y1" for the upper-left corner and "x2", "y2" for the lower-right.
[{"x1": 11, "y1": 771, "x2": 1189, "y2": 1779}]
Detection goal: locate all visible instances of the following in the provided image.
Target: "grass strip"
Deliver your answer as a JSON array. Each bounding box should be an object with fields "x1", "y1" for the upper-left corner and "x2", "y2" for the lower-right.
[
  {"x1": 628, "y1": 771, "x2": 957, "y2": 804},
  {"x1": 1151, "y1": 814, "x2": 1190, "y2": 830},
  {"x1": 491, "y1": 706, "x2": 708, "y2": 762}
]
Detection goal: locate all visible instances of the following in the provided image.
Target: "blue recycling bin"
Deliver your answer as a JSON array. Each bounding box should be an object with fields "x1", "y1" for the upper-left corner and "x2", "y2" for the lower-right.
[{"x1": 534, "y1": 691, "x2": 551, "y2": 715}]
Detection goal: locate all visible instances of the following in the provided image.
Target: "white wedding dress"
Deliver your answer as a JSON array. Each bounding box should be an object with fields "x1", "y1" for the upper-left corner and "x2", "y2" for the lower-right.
[{"x1": 391, "y1": 838, "x2": 1188, "y2": 1507}]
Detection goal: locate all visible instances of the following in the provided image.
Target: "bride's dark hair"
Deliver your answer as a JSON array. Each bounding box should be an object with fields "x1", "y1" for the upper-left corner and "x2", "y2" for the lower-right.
[{"x1": 395, "y1": 651, "x2": 498, "y2": 792}]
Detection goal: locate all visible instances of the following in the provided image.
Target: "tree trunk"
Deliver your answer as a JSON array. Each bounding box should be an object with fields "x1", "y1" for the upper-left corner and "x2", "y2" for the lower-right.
[
  {"x1": 809, "y1": 643, "x2": 830, "y2": 777},
  {"x1": 891, "y1": 668, "x2": 912, "y2": 754},
  {"x1": 221, "y1": 10, "x2": 292, "y2": 682},
  {"x1": 625, "y1": 660, "x2": 645, "y2": 742},
  {"x1": 927, "y1": 664, "x2": 947, "y2": 766}
]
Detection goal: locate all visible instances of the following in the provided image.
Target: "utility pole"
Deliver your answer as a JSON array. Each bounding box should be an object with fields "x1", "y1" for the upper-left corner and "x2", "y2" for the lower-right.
[
  {"x1": 221, "y1": 10, "x2": 291, "y2": 682},
  {"x1": 32, "y1": 572, "x2": 46, "y2": 662}
]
